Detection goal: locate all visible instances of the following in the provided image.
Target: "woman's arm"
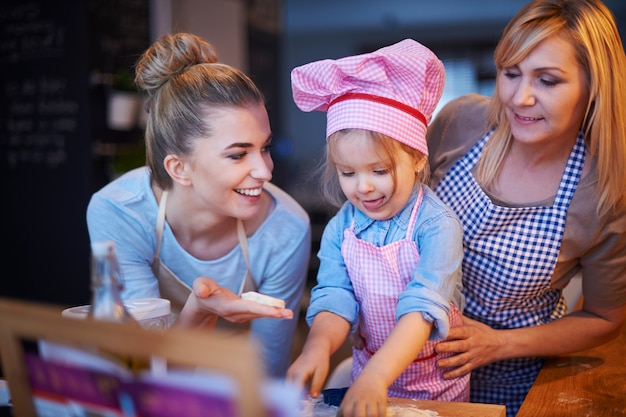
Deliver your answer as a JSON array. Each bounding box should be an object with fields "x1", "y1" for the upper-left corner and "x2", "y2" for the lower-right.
[
  {"x1": 86, "y1": 192, "x2": 162, "y2": 299},
  {"x1": 436, "y1": 200, "x2": 626, "y2": 378},
  {"x1": 436, "y1": 302, "x2": 626, "y2": 379}
]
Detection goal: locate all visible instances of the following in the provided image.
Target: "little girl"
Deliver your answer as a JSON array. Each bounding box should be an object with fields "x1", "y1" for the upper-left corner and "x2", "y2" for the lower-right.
[{"x1": 287, "y1": 39, "x2": 470, "y2": 417}]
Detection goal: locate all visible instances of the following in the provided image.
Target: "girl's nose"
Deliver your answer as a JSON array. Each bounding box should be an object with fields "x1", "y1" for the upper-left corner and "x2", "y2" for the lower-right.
[{"x1": 357, "y1": 175, "x2": 374, "y2": 194}]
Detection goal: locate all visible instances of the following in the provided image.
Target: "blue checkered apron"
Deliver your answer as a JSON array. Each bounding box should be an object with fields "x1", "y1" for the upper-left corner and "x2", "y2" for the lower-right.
[{"x1": 434, "y1": 130, "x2": 586, "y2": 416}]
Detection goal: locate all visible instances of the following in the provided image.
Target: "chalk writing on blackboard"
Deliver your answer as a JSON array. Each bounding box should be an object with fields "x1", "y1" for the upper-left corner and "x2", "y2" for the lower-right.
[
  {"x1": 3, "y1": 76, "x2": 78, "y2": 169},
  {"x1": 1, "y1": 1, "x2": 83, "y2": 170},
  {"x1": 0, "y1": 3, "x2": 67, "y2": 64}
]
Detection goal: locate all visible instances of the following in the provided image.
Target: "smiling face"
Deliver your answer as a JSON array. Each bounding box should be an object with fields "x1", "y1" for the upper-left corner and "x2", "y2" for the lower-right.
[
  {"x1": 184, "y1": 102, "x2": 274, "y2": 221},
  {"x1": 332, "y1": 130, "x2": 418, "y2": 221},
  {"x1": 497, "y1": 34, "x2": 590, "y2": 150}
]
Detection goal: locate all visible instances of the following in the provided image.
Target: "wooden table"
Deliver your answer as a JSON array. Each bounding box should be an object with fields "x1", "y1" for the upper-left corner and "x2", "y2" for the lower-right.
[
  {"x1": 389, "y1": 398, "x2": 506, "y2": 416},
  {"x1": 305, "y1": 396, "x2": 505, "y2": 416},
  {"x1": 517, "y1": 324, "x2": 626, "y2": 416}
]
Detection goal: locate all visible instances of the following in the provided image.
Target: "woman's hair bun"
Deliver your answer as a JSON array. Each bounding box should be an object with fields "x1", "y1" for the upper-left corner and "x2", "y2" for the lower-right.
[{"x1": 134, "y1": 32, "x2": 219, "y2": 95}]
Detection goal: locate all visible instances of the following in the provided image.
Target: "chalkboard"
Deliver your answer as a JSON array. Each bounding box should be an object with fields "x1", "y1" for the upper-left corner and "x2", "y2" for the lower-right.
[
  {"x1": 0, "y1": 0, "x2": 149, "y2": 307},
  {"x1": 0, "y1": 0, "x2": 92, "y2": 306},
  {"x1": 0, "y1": 1, "x2": 89, "y2": 173}
]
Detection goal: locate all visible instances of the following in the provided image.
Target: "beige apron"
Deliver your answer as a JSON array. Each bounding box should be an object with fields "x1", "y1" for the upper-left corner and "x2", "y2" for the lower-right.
[{"x1": 150, "y1": 190, "x2": 256, "y2": 331}]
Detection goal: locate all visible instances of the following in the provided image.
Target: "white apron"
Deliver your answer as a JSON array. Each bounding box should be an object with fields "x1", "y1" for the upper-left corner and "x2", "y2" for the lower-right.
[
  {"x1": 150, "y1": 190, "x2": 256, "y2": 330},
  {"x1": 434, "y1": 131, "x2": 586, "y2": 416},
  {"x1": 343, "y1": 187, "x2": 469, "y2": 401}
]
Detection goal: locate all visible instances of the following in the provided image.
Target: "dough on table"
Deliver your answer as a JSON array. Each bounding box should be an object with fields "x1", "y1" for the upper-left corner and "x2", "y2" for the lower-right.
[
  {"x1": 241, "y1": 291, "x2": 286, "y2": 308},
  {"x1": 388, "y1": 406, "x2": 439, "y2": 417},
  {"x1": 301, "y1": 397, "x2": 438, "y2": 417}
]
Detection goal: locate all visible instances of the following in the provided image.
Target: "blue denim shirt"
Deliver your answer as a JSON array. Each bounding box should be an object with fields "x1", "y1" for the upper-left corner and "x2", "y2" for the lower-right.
[{"x1": 306, "y1": 185, "x2": 464, "y2": 340}]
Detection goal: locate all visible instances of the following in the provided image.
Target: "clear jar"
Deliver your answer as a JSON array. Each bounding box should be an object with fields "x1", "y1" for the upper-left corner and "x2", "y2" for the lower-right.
[
  {"x1": 124, "y1": 298, "x2": 171, "y2": 331},
  {"x1": 63, "y1": 298, "x2": 171, "y2": 331}
]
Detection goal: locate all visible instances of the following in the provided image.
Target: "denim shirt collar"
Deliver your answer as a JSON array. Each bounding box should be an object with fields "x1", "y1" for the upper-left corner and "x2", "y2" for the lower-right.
[{"x1": 351, "y1": 187, "x2": 420, "y2": 234}]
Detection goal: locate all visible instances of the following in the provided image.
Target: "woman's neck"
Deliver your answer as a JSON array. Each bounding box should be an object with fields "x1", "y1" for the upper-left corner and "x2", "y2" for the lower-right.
[
  {"x1": 153, "y1": 184, "x2": 240, "y2": 260},
  {"x1": 489, "y1": 140, "x2": 573, "y2": 204}
]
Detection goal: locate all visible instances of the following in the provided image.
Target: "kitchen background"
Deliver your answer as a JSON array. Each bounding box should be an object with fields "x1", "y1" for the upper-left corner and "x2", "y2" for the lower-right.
[{"x1": 2, "y1": 0, "x2": 624, "y2": 321}]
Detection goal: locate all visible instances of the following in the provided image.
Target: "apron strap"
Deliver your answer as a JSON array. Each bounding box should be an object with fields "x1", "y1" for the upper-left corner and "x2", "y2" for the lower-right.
[
  {"x1": 405, "y1": 186, "x2": 424, "y2": 238},
  {"x1": 152, "y1": 190, "x2": 254, "y2": 296},
  {"x1": 155, "y1": 190, "x2": 168, "y2": 255},
  {"x1": 236, "y1": 219, "x2": 254, "y2": 294}
]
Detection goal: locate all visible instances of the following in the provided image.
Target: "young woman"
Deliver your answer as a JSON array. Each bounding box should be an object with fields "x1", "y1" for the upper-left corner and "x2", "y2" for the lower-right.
[
  {"x1": 87, "y1": 33, "x2": 311, "y2": 377},
  {"x1": 427, "y1": 1, "x2": 626, "y2": 415}
]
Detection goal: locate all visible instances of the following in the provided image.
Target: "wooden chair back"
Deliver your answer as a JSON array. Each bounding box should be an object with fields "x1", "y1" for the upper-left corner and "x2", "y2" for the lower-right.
[{"x1": 0, "y1": 297, "x2": 264, "y2": 417}]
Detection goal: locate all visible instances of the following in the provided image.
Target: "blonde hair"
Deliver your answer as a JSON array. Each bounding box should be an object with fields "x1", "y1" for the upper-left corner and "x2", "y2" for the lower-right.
[
  {"x1": 477, "y1": 0, "x2": 626, "y2": 218},
  {"x1": 134, "y1": 33, "x2": 266, "y2": 189},
  {"x1": 320, "y1": 129, "x2": 429, "y2": 207}
]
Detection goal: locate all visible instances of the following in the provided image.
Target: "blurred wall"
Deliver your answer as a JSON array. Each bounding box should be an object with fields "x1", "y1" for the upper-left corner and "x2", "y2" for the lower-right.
[{"x1": 150, "y1": 0, "x2": 247, "y2": 71}]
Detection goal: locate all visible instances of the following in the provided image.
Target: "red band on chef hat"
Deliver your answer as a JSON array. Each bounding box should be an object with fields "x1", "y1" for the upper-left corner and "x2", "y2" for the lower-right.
[{"x1": 291, "y1": 39, "x2": 445, "y2": 156}]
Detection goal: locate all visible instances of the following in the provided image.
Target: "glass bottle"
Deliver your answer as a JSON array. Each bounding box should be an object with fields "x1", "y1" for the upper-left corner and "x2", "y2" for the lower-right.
[
  {"x1": 38, "y1": 242, "x2": 140, "y2": 371},
  {"x1": 88, "y1": 240, "x2": 137, "y2": 324},
  {"x1": 87, "y1": 240, "x2": 146, "y2": 370}
]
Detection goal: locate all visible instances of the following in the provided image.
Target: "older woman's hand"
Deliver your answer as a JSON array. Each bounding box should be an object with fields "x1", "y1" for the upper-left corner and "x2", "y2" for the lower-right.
[
  {"x1": 175, "y1": 277, "x2": 293, "y2": 329},
  {"x1": 435, "y1": 316, "x2": 508, "y2": 379}
]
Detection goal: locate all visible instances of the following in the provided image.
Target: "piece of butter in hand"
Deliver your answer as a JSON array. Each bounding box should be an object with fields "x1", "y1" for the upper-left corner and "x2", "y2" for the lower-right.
[{"x1": 241, "y1": 291, "x2": 286, "y2": 309}]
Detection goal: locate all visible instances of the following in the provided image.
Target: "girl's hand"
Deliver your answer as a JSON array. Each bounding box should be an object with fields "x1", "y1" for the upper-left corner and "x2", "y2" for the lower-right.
[
  {"x1": 337, "y1": 375, "x2": 388, "y2": 417},
  {"x1": 435, "y1": 316, "x2": 506, "y2": 379},
  {"x1": 286, "y1": 347, "x2": 331, "y2": 398},
  {"x1": 288, "y1": 312, "x2": 351, "y2": 398},
  {"x1": 176, "y1": 277, "x2": 293, "y2": 329}
]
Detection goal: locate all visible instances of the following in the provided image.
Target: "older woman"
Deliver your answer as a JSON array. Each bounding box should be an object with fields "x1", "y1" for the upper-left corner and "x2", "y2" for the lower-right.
[{"x1": 427, "y1": 1, "x2": 626, "y2": 415}]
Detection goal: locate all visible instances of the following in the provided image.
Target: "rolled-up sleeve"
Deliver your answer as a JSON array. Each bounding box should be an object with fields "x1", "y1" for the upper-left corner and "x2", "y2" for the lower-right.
[{"x1": 396, "y1": 193, "x2": 464, "y2": 340}]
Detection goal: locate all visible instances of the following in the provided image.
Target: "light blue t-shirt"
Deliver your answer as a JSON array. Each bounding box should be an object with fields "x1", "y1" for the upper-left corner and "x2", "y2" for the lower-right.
[
  {"x1": 307, "y1": 184, "x2": 464, "y2": 340},
  {"x1": 86, "y1": 167, "x2": 311, "y2": 377}
]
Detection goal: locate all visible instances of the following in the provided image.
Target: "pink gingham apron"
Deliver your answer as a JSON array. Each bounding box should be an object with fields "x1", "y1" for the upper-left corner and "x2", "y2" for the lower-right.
[{"x1": 343, "y1": 188, "x2": 469, "y2": 401}]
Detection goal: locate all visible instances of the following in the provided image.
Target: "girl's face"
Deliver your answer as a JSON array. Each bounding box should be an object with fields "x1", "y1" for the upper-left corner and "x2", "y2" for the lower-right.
[
  {"x1": 498, "y1": 34, "x2": 590, "y2": 149},
  {"x1": 185, "y1": 103, "x2": 274, "y2": 220},
  {"x1": 333, "y1": 132, "x2": 417, "y2": 221}
]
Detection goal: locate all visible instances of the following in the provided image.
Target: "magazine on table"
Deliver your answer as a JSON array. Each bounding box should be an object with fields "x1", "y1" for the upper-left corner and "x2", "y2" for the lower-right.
[{"x1": 27, "y1": 341, "x2": 302, "y2": 417}]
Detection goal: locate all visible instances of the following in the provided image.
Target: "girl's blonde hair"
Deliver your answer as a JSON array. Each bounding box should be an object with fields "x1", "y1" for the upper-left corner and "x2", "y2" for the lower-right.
[
  {"x1": 320, "y1": 129, "x2": 429, "y2": 207},
  {"x1": 134, "y1": 33, "x2": 266, "y2": 189},
  {"x1": 477, "y1": 0, "x2": 626, "y2": 218}
]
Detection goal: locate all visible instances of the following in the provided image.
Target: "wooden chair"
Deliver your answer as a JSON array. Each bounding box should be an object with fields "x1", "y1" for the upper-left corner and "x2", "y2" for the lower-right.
[{"x1": 0, "y1": 297, "x2": 264, "y2": 417}]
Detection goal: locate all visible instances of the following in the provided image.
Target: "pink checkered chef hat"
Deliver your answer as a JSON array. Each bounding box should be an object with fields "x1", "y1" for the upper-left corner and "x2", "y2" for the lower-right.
[{"x1": 291, "y1": 39, "x2": 445, "y2": 156}]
